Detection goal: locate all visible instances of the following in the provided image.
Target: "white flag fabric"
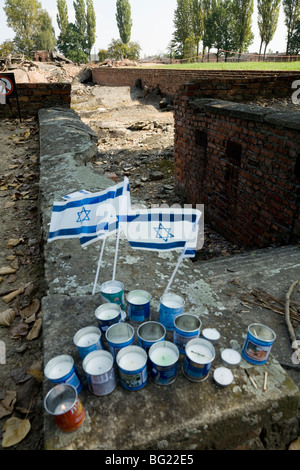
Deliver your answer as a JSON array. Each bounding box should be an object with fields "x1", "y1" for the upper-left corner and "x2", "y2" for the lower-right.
[
  {"x1": 48, "y1": 179, "x2": 130, "y2": 248},
  {"x1": 123, "y1": 207, "x2": 202, "y2": 257}
]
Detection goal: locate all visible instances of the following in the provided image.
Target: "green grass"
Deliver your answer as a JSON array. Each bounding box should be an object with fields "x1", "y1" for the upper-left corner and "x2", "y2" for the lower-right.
[{"x1": 146, "y1": 61, "x2": 300, "y2": 71}]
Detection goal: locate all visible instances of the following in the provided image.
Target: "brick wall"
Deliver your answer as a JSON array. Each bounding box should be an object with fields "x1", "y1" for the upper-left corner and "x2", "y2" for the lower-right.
[
  {"x1": 91, "y1": 67, "x2": 300, "y2": 100},
  {"x1": 174, "y1": 97, "x2": 300, "y2": 247},
  {"x1": 0, "y1": 82, "x2": 71, "y2": 119}
]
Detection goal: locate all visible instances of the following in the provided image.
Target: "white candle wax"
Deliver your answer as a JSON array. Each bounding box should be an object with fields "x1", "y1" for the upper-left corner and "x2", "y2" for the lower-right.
[
  {"x1": 150, "y1": 347, "x2": 178, "y2": 366},
  {"x1": 213, "y1": 367, "x2": 234, "y2": 386},
  {"x1": 54, "y1": 400, "x2": 74, "y2": 415},
  {"x1": 221, "y1": 348, "x2": 241, "y2": 366},
  {"x1": 48, "y1": 360, "x2": 71, "y2": 379},
  {"x1": 98, "y1": 309, "x2": 119, "y2": 320},
  {"x1": 118, "y1": 352, "x2": 146, "y2": 371},
  {"x1": 76, "y1": 332, "x2": 99, "y2": 347},
  {"x1": 130, "y1": 295, "x2": 147, "y2": 305},
  {"x1": 85, "y1": 356, "x2": 112, "y2": 375},
  {"x1": 101, "y1": 282, "x2": 120, "y2": 294},
  {"x1": 202, "y1": 328, "x2": 220, "y2": 341},
  {"x1": 162, "y1": 300, "x2": 181, "y2": 309},
  {"x1": 187, "y1": 344, "x2": 212, "y2": 364}
]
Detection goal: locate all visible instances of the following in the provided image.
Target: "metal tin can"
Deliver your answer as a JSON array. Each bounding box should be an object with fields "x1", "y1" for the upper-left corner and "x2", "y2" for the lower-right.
[
  {"x1": 82, "y1": 350, "x2": 116, "y2": 396},
  {"x1": 242, "y1": 323, "x2": 276, "y2": 365},
  {"x1": 95, "y1": 303, "x2": 122, "y2": 333},
  {"x1": 149, "y1": 340, "x2": 179, "y2": 385},
  {"x1": 73, "y1": 326, "x2": 103, "y2": 360},
  {"x1": 158, "y1": 293, "x2": 185, "y2": 331},
  {"x1": 105, "y1": 322, "x2": 135, "y2": 360},
  {"x1": 173, "y1": 314, "x2": 201, "y2": 354},
  {"x1": 127, "y1": 290, "x2": 151, "y2": 325},
  {"x1": 44, "y1": 384, "x2": 85, "y2": 432},
  {"x1": 137, "y1": 321, "x2": 166, "y2": 353},
  {"x1": 183, "y1": 338, "x2": 215, "y2": 382},
  {"x1": 100, "y1": 280, "x2": 125, "y2": 310},
  {"x1": 44, "y1": 354, "x2": 83, "y2": 393},
  {"x1": 116, "y1": 345, "x2": 148, "y2": 391}
]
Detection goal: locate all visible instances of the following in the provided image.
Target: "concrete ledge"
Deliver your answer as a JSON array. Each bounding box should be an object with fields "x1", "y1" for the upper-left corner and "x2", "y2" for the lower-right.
[{"x1": 39, "y1": 107, "x2": 300, "y2": 450}]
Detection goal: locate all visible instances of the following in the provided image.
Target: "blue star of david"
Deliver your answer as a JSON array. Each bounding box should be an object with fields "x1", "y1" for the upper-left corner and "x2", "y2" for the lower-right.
[
  {"x1": 76, "y1": 207, "x2": 90, "y2": 223},
  {"x1": 154, "y1": 223, "x2": 174, "y2": 242}
]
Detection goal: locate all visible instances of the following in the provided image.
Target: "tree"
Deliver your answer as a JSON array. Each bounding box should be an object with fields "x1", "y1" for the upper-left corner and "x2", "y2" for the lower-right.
[
  {"x1": 231, "y1": 0, "x2": 254, "y2": 57},
  {"x1": 214, "y1": 0, "x2": 237, "y2": 60},
  {"x1": 116, "y1": 0, "x2": 132, "y2": 44},
  {"x1": 283, "y1": 0, "x2": 300, "y2": 54},
  {"x1": 173, "y1": 0, "x2": 193, "y2": 58},
  {"x1": 257, "y1": 0, "x2": 281, "y2": 58},
  {"x1": 4, "y1": 0, "x2": 55, "y2": 57},
  {"x1": 57, "y1": 22, "x2": 89, "y2": 62},
  {"x1": 86, "y1": 0, "x2": 96, "y2": 54},
  {"x1": 107, "y1": 38, "x2": 140, "y2": 60},
  {"x1": 57, "y1": 0, "x2": 68, "y2": 43},
  {"x1": 203, "y1": 0, "x2": 219, "y2": 59},
  {"x1": 74, "y1": 0, "x2": 87, "y2": 50},
  {"x1": 190, "y1": 0, "x2": 204, "y2": 60},
  {"x1": 289, "y1": 18, "x2": 300, "y2": 52},
  {"x1": 35, "y1": 10, "x2": 56, "y2": 50}
]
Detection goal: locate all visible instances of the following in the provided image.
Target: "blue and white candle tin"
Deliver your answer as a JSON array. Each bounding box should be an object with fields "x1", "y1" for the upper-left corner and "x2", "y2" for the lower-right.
[
  {"x1": 116, "y1": 345, "x2": 148, "y2": 391},
  {"x1": 173, "y1": 314, "x2": 201, "y2": 354},
  {"x1": 242, "y1": 323, "x2": 276, "y2": 365},
  {"x1": 73, "y1": 326, "x2": 103, "y2": 360},
  {"x1": 95, "y1": 303, "x2": 122, "y2": 333},
  {"x1": 82, "y1": 350, "x2": 116, "y2": 396},
  {"x1": 127, "y1": 290, "x2": 151, "y2": 324},
  {"x1": 137, "y1": 321, "x2": 166, "y2": 353},
  {"x1": 158, "y1": 293, "x2": 185, "y2": 331},
  {"x1": 44, "y1": 354, "x2": 83, "y2": 393},
  {"x1": 183, "y1": 338, "x2": 215, "y2": 382},
  {"x1": 105, "y1": 323, "x2": 135, "y2": 360},
  {"x1": 149, "y1": 340, "x2": 179, "y2": 385}
]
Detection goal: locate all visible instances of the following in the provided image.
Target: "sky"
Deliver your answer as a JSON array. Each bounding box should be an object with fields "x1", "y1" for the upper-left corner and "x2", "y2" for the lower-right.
[{"x1": 0, "y1": 0, "x2": 289, "y2": 58}]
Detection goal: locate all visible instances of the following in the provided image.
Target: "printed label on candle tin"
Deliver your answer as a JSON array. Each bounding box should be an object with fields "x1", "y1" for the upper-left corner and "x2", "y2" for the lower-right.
[
  {"x1": 54, "y1": 398, "x2": 86, "y2": 432},
  {"x1": 95, "y1": 304, "x2": 122, "y2": 333},
  {"x1": 149, "y1": 341, "x2": 179, "y2": 385},
  {"x1": 158, "y1": 293, "x2": 185, "y2": 331},
  {"x1": 173, "y1": 314, "x2": 201, "y2": 354},
  {"x1": 100, "y1": 280, "x2": 125, "y2": 310},
  {"x1": 127, "y1": 290, "x2": 151, "y2": 324},
  {"x1": 83, "y1": 350, "x2": 116, "y2": 396},
  {"x1": 73, "y1": 326, "x2": 103, "y2": 360},
  {"x1": 183, "y1": 338, "x2": 215, "y2": 382},
  {"x1": 116, "y1": 346, "x2": 148, "y2": 391},
  {"x1": 44, "y1": 355, "x2": 83, "y2": 393},
  {"x1": 242, "y1": 323, "x2": 276, "y2": 365}
]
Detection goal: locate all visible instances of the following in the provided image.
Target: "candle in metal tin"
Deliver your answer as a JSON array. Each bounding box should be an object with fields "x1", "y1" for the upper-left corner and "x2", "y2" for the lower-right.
[
  {"x1": 127, "y1": 289, "x2": 151, "y2": 324},
  {"x1": 221, "y1": 348, "x2": 241, "y2": 368},
  {"x1": 100, "y1": 280, "x2": 125, "y2": 309},
  {"x1": 95, "y1": 303, "x2": 121, "y2": 333},
  {"x1": 213, "y1": 367, "x2": 234, "y2": 387},
  {"x1": 116, "y1": 345, "x2": 148, "y2": 391},
  {"x1": 44, "y1": 354, "x2": 83, "y2": 393},
  {"x1": 83, "y1": 350, "x2": 116, "y2": 396},
  {"x1": 183, "y1": 338, "x2": 215, "y2": 382},
  {"x1": 202, "y1": 327, "x2": 220, "y2": 344},
  {"x1": 105, "y1": 322, "x2": 134, "y2": 360},
  {"x1": 173, "y1": 314, "x2": 201, "y2": 354},
  {"x1": 158, "y1": 293, "x2": 185, "y2": 331},
  {"x1": 44, "y1": 384, "x2": 85, "y2": 432},
  {"x1": 148, "y1": 340, "x2": 179, "y2": 385},
  {"x1": 137, "y1": 321, "x2": 166, "y2": 353},
  {"x1": 242, "y1": 323, "x2": 276, "y2": 365},
  {"x1": 73, "y1": 326, "x2": 102, "y2": 360}
]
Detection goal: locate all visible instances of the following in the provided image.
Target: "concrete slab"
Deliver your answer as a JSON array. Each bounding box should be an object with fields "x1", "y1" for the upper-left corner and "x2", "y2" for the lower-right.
[{"x1": 39, "y1": 107, "x2": 300, "y2": 450}]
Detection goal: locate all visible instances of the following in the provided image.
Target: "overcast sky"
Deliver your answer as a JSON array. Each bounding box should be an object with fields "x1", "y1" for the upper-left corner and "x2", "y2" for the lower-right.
[{"x1": 0, "y1": 0, "x2": 288, "y2": 57}]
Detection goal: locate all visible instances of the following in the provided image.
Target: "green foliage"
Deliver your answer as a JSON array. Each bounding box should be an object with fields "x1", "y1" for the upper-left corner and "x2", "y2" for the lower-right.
[
  {"x1": 57, "y1": 0, "x2": 68, "y2": 39},
  {"x1": 4, "y1": 0, "x2": 56, "y2": 57},
  {"x1": 173, "y1": 0, "x2": 193, "y2": 57},
  {"x1": 257, "y1": 0, "x2": 281, "y2": 56},
  {"x1": 0, "y1": 40, "x2": 16, "y2": 57},
  {"x1": 107, "y1": 38, "x2": 141, "y2": 60},
  {"x1": 290, "y1": 19, "x2": 300, "y2": 52},
  {"x1": 283, "y1": 0, "x2": 300, "y2": 53},
  {"x1": 116, "y1": 0, "x2": 132, "y2": 44},
  {"x1": 98, "y1": 49, "x2": 108, "y2": 61},
  {"x1": 214, "y1": 0, "x2": 237, "y2": 60},
  {"x1": 231, "y1": 0, "x2": 254, "y2": 54},
  {"x1": 86, "y1": 0, "x2": 96, "y2": 53},
  {"x1": 57, "y1": 22, "x2": 89, "y2": 62}
]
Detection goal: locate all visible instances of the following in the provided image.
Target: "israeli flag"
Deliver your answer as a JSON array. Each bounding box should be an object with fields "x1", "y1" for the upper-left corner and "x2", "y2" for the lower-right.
[
  {"x1": 124, "y1": 207, "x2": 202, "y2": 257},
  {"x1": 48, "y1": 179, "x2": 130, "y2": 248}
]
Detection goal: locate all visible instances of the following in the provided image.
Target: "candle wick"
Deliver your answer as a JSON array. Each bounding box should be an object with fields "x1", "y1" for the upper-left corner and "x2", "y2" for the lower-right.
[{"x1": 191, "y1": 350, "x2": 209, "y2": 358}]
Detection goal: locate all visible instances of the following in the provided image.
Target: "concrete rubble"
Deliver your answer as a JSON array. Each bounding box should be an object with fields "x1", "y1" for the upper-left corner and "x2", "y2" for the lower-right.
[{"x1": 39, "y1": 106, "x2": 300, "y2": 450}]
